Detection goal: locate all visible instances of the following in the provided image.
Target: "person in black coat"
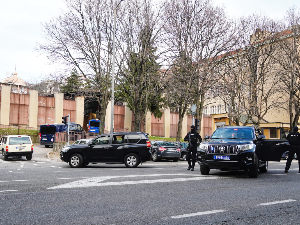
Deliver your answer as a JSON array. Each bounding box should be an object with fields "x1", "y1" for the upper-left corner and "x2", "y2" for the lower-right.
[
  {"x1": 184, "y1": 125, "x2": 202, "y2": 171},
  {"x1": 285, "y1": 126, "x2": 300, "y2": 173}
]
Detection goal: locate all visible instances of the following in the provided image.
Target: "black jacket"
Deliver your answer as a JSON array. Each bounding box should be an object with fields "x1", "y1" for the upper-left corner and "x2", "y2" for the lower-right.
[
  {"x1": 287, "y1": 131, "x2": 300, "y2": 145},
  {"x1": 184, "y1": 132, "x2": 202, "y2": 150}
]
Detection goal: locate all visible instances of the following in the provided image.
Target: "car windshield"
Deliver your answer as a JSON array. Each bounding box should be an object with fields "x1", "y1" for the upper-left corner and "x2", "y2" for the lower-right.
[
  {"x1": 9, "y1": 137, "x2": 31, "y2": 145},
  {"x1": 160, "y1": 142, "x2": 176, "y2": 146},
  {"x1": 211, "y1": 128, "x2": 254, "y2": 139}
]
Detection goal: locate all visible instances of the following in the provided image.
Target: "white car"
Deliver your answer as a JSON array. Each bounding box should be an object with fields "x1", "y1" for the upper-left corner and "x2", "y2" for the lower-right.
[{"x1": 0, "y1": 135, "x2": 33, "y2": 160}]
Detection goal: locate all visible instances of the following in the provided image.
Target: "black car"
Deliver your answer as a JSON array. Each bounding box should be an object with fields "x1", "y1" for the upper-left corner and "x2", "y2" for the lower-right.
[
  {"x1": 151, "y1": 141, "x2": 181, "y2": 162},
  {"x1": 175, "y1": 142, "x2": 189, "y2": 160},
  {"x1": 60, "y1": 132, "x2": 151, "y2": 168},
  {"x1": 198, "y1": 126, "x2": 289, "y2": 178}
]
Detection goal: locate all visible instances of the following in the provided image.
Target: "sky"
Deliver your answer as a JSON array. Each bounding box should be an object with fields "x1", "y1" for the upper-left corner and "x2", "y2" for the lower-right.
[{"x1": 1, "y1": 0, "x2": 300, "y2": 84}]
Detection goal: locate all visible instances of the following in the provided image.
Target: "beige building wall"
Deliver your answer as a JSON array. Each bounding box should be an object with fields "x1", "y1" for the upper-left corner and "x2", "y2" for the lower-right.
[
  {"x1": 0, "y1": 86, "x2": 11, "y2": 125},
  {"x1": 181, "y1": 114, "x2": 188, "y2": 139},
  {"x1": 29, "y1": 90, "x2": 38, "y2": 128},
  {"x1": 164, "y1": 108, "x2": 170, "y2": 138},
  {"x1": 54, "y1": 93, "x2": 64, "y2": 124},
  {"x1": 75, "y1": 97, "x2": 84, "y2": 126},
  {"x1": 145, "y1": 111, "x2": 152, "y2": 135},
  {"x1": 105, "y1": 101, "x2": 112, "y2": 132},
  {"x1": 124, "y1": 104, "x2": 132, "y2": 132}
]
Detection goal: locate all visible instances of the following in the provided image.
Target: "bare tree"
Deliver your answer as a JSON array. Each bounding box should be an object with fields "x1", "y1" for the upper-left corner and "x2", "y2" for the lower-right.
[
  {"x1": 275, "y1": 8, "x2": 300, "y2": 131},
  {"x1": 162, "y1": 0, "x2": 234, "y2": 140},
  {"x1": 216, "y1": 14, "x2": 282, "y2": 126},
  {"x1": 38, "y1": 0, "x2": 117, "y2": 134}
]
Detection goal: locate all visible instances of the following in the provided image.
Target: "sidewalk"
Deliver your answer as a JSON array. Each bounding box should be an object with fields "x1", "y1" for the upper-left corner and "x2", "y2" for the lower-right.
[{"x1": 33, "y1": 144, "x2": 61, "y2": 162}]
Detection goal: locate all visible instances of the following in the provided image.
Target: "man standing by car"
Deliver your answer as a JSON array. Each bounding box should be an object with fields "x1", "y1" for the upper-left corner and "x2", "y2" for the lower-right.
[
  {"x1": 285, "y1": 126, "x2": 300, "y2": 173},
  {"x1": 184, "y1": 125, "x2": 202, "y2": 171}
]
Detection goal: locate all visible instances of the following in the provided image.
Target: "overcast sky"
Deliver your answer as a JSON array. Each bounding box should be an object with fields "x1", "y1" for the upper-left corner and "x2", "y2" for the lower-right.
[{"x1": 0, "y1": 0, "x2": 300, "y2": 83}]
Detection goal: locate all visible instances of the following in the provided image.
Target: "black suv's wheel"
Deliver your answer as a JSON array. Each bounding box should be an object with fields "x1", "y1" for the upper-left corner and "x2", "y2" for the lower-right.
[
  {"x1": 248, "y1": 156, "x2": 258, "y2": 178},
  {"x1": 200, "y1": 165, "x2": 210, "y2": 175},
  {"x1": 69, "y1": 153, "x2": 83, "y2": 168},
  {"x1": 259, "y1": 161, "x2": 268, "y2": 172},
  {"x1": 124, "y1": 153, "x2": 140, "y2": 168},
  {"x1": 152, "y1": 152, "x2": 158, "y2": 162},
  {"x1": 26, "y1": 154, "x2": 32, "y2": 161}
]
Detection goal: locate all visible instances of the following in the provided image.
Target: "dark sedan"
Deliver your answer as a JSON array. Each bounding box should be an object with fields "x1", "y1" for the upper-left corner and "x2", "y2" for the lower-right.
[
  {"x1": 175, "y1": 142, "x2": 189, "y2": 161},
  {"x1": 150, "y1": 141, "x2": 181, "y2": 162}
]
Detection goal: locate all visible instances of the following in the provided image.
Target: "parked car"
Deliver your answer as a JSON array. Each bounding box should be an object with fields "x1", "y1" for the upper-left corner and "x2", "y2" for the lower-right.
[
  {"x1": 60, "y1": 132, "x2": 151, "y2": 168},
  {"x1": 40, "y1": 123, "x2": 85, "y2": 148},
  {"x1": 175, "y1": 142, "x2": 189, "y2": 160},
  {"x1": 150, "y1": 141, "x2": 181, "y2": 162},
  {"x1": 0, "y1": 135, "x2": 33, "y2": 160},
  {"x1": 72, "y1": 139, "x2": 92, "y2": 145}
]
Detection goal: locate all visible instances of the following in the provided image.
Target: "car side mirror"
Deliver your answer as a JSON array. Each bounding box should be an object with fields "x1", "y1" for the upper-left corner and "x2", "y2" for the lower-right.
[
  {"x1": 204, "y1": 135, "x2": 210, "y2": 140},
  {"x1": 257, "y1": 135, "x2": 266, "y2": 140}
]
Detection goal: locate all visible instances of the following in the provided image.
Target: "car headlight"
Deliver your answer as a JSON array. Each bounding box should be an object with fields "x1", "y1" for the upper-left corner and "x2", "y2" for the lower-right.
[
  {"x1": 237, "y1": 143, "x2": 254, "y2": 151},
  {"x1": 199, "y1": 143, "x2": 209, "y2": 151},
  {"x1": 61, "y1": 146, "x2": 70, "y2": 152}
]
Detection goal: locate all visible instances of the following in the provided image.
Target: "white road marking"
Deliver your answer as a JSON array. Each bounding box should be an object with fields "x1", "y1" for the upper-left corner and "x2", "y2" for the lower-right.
[
  {"x1": 259, "y1": 199, "x2": 296, "y2": 206},
  {"x1": 57, "y1": 178, "x2": 74, "y2": 180},
  {"x1": 0, "y1": 190, "x2": 18, "y2": 193},
  {"x1": 0, "y1": 181, "x2": 8, "y2": 183},
  {"x1": 171, "y1": 210, "x2": 225, "y2": 219},
  {"x1": 13, "y1": 180, "x2": 28, "y2": 182},
  {"x1": 48, "y1": 174, "x2": 222, "y2": 190}
]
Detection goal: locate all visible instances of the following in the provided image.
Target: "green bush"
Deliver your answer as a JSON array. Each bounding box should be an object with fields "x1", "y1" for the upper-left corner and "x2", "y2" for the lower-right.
[
  {"x1": 0, "y1": 127, "x2": 39, "y2": 144},
  {"x1": 148, "y1": 136, "x2": 184, "y2": 142}
]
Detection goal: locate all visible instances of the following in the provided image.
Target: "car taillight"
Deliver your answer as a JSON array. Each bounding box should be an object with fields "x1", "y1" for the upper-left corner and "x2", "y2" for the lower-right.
[
  {"x1": 159, "y1": 147, "x2": 166, "y2": 151},
  {"x1": 6, "y1": 146, "x2": 8, "y2": 152},
  {"x1": 39, "y1": 133, "x2": 41, "y2": 140},
  {"x1": 88, "y1": 126, "x2": 90, "y2": 131},
  {"x1": 177, "y1": 148, "x2": 181, "y2": 152},
  {"x1": 31, "y1": 145, "x2": 33, "y2": 151},
  {"x1": 147, "y1": 141, "x2": 151, "y2": 148}
]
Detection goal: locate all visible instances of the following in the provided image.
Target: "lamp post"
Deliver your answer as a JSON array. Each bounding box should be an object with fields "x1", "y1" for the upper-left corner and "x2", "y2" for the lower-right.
[{"x1": 110, "y1": 0, "x2": 124, "y2": 133}]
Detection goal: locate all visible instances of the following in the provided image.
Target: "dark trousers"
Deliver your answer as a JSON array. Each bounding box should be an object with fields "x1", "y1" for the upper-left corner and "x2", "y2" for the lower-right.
[
  {"x1": 187, "y1": 148, "x2": 197, "y2": 168},
  {"x1": 285, "y1": 147, "x2": 300, "y2": 171}
]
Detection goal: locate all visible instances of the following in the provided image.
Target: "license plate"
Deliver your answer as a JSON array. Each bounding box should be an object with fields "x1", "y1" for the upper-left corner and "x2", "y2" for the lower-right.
[
  {"x1": 214, "y1": 155, "x2": 230, "y2": 160},
  {"x1": 42, "y1": 138, "x2": 47, "y2": 140}
]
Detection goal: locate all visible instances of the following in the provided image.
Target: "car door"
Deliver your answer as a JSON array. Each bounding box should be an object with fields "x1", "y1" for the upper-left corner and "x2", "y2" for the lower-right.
[
  {"x1": 256, "y1": 138, "x2": 290, "y2": 161},
  {"x1": 106, "y1": 134, "x2": 127, "y2": 162},
  {"x1": 88, "y1": 135, "x2": 111, "y2": 162}
]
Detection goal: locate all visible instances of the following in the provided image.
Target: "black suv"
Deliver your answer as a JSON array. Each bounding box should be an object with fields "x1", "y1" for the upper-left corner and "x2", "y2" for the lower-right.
[
  {"x1": 60, "y1": 132, "x2": 151, "y2": 168},
  {"x1": 198, "y1": 126, "x2": 289, "y2": 178}
]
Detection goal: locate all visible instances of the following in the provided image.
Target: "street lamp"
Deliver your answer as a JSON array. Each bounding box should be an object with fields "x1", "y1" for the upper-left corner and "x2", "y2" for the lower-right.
[{"x1": 110, "y1": 0, "x2": 124, "y2": 133}]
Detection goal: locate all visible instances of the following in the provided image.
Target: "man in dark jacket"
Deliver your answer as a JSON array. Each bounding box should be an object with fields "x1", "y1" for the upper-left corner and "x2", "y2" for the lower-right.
[
  {"x1": 285, "y1": 126, "x2": 300, "y2": 173},
  {"x1": 184, "y1": 125, "x2": 202, "y2": 171}
]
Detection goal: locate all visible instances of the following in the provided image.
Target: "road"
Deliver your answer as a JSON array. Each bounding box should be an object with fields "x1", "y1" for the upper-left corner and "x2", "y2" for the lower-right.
[{"x1": 0, "y1": 145, "x2": 299, "y2": 224}]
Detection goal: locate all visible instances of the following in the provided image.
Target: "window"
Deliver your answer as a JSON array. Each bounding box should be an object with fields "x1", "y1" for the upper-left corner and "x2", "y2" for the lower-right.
[
  {"x1": 112, "y1": 135, "x2": 125, "y2": 144},
  {"x1": 40, "y1": 126, "x2": 56, "y2": 134},
  {"x1": 93, "y1": 136, "x2": 110, "y2": 145},
  {"x1": 270, "y1": 128, "x2": 278, "y2": 139},
  {"x1": 126, "y1": 134, "x2": 142, "y2": 143},
  {"x1": 9, "y1": 137, "x2": 31, "y2": 145}
]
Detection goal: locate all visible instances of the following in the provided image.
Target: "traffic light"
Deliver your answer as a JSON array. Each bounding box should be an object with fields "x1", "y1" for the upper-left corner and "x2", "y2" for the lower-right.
[
  {"x1": 62, "y1": 116, "x2": 67, "y2": 124},
  {"x1": 195, "y1": 119, "x2": 200, "y2": 130}
]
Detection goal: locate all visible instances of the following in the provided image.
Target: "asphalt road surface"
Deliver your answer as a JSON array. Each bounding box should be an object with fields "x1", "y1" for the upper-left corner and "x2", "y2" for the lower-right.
[{"x1": 0, "y1": 145, "x2": 299, "y2": 224}]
